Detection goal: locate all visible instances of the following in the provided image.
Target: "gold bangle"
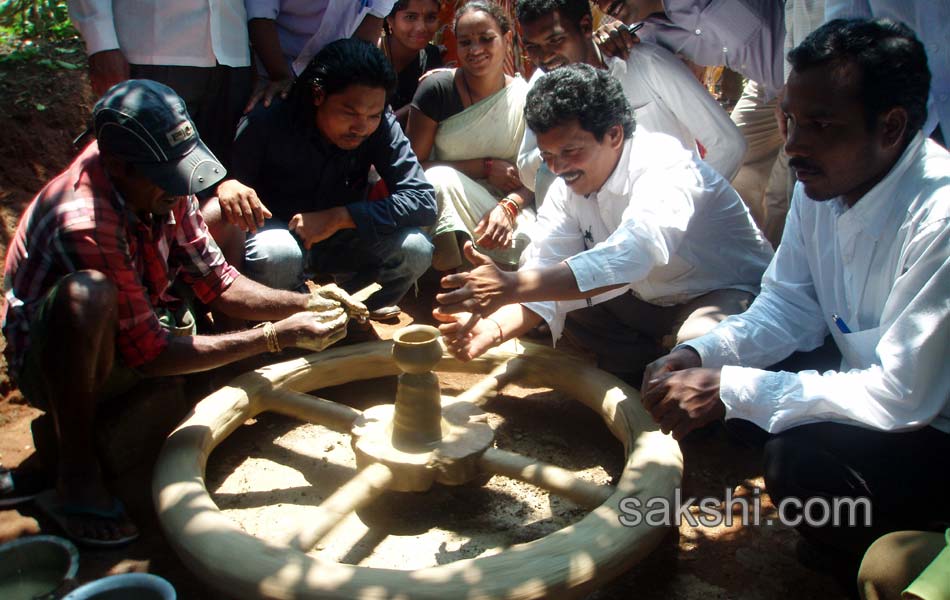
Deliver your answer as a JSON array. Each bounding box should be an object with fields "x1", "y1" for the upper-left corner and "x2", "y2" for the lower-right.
[
  {"x1": 500, "y1": 196, "x2": 520, "y2": 216},
  {"x1": 262, "y1": 321, "x2": 281, "y2": 353},
  {"x1": 485, "y1": 317, "x2": 504, "y2": 345}
]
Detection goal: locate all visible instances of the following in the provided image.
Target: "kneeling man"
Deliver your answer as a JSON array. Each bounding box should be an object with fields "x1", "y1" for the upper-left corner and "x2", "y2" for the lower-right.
[
  {"x1": 435, "y1": 63, "x2": 773, "y2": 384},
  {"x1": 2, "y1": 79, "x2": 364, "y2": 546},
  {"x1": 641, "y1": 19, "x2": 950, "y2": 578},
  {"x1": 206, "y1": 38, "x2": 436, "y2": 320}
]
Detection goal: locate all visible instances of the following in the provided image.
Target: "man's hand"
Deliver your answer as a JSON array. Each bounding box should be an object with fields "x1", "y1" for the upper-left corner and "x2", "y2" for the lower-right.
[
  {"x1": 289, "y1": 207, "x2": 354, "y2": 249},
  {"x1": 433, "y1": 310, "x2": 501, "y2": 361},
  {"x1": 484, "y1": 159, "x2": 523, "y2": 193},
  {"x1": 216, "y1": 179, "x2": 272, "y2": 233},
  {"x1": 593, "y1": 20, "x2": 640, "y2": 61},
  {"x1": 306, "y1": 282, "x2": 369, "y2": 322},
  {"x1": 474, "y1": 204, "x2": 514, "y2": 249},
  {"x1": 641, "y1": 368, "x2": 725, "y2": 440},
  {"x1": 435, "y1": 242, "x2": 515, "y2": 317},
  {"x1": 88, "y1": 49, "x2": 130, "y2": 97},
  {"x1": 641, "y1": 347, "x2": 702, "y2": 395},
  {"x1": 277, "y1": 308, "x2": 348, "y2": 352},
  {"x1": 244, "y1": 77, "x2": 294, "y2": 113}
]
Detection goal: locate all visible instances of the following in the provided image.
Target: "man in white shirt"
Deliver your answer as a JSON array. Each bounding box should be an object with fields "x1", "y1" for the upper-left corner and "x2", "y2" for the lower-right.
[
  {"x1": 641, "y1": 19, "x2": 950, "y2": 579},
  {"x1": 67, "y1": 1, "x2": 253, "y2": 169},
  {"x1": 243, "y1": 0, "x2": 397, "y2": 111},
  {"x1": 516, "y1": 0, "x2": 745, "y2": 204},
  {"x1": 434, "y1": 64, "x2": 773, "y2": 385},
  {"x1": 594, "y1": 0, "x2": 788, "y2": 244}
]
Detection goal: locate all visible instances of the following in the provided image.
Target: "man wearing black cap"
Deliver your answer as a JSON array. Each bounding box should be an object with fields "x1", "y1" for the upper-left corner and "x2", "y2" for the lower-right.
[{"x1": 1, "y1": 79, "x2": 365, "y2": 546}]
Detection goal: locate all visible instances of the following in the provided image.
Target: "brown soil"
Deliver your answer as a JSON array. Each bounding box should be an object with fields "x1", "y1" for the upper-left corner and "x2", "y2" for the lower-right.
[{"x1": 0, "y1": 39, "x2": 848, "y2": 599}]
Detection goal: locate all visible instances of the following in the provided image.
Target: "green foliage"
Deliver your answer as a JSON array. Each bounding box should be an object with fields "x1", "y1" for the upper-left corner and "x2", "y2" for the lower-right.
[
  {"x1": 0, "y1": 1, "x2": 77, "y2": 42},
  {"x1": 0, "y1": 1, "x2": 79, "y2": 69}
]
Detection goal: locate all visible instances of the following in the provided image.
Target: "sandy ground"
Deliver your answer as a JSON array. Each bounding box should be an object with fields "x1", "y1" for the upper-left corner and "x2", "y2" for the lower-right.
[{"x1": 0, "y1": 297, "x2": 849, "y2": 599}]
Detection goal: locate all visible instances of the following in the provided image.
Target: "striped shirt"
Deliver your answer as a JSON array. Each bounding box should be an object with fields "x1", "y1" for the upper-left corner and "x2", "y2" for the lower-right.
[{"x1": 2, "y1": 142, "x2": 239, "y2": 375}]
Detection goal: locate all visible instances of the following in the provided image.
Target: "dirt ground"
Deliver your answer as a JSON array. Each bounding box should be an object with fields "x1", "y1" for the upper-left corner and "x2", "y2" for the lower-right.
[{"x1": 0, "y1": 40, "x2": 850, "y2": 599}]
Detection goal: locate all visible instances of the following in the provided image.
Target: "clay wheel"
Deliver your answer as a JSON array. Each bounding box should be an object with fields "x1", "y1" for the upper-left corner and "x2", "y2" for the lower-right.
[{"x1": 153, "y1": 340, "x2": 683, "y2": 599}]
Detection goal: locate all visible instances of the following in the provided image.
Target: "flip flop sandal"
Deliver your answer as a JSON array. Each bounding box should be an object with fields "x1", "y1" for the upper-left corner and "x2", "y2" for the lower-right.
[{"x1": 35, "y1": 489, "x2": 140, "y2": 548}]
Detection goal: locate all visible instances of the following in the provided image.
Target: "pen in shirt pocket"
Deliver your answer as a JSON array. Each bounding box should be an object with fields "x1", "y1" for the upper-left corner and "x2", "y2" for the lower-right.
[{"x1": 832, "y1": 313, "x2": 852, "y2": 334}]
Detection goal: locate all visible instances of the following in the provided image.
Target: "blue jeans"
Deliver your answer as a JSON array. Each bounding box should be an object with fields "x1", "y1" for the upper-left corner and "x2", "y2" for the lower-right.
[{"x1": 243, "y1": 223, "x2": 433, "y2": 310}]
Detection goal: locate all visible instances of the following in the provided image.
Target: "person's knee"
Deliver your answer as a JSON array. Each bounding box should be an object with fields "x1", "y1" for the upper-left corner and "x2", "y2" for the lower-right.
[
  {"x1": 858, "y1": 531, "x2": 942, "y2": 600},
  {"x1": 424, "y1": 165, "x2": 459, "y2": 191},
  {"x1": 243, "y1": 228, "x2": 304, "y2": 290},
  {"x1": 399, "y1": 229, "x2": 434, "y2": 278},
  {"x1": 55, "y1": 270, "x2": 117, "y2": 322},
  {"x1": 763, "y1": 434, "x2": 800, "y2": 505}
]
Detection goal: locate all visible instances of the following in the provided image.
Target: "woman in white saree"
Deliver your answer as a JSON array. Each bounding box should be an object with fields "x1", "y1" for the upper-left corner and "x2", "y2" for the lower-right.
[{"x1": 407, "y1": 0, "x2": 534, "y2": 270}]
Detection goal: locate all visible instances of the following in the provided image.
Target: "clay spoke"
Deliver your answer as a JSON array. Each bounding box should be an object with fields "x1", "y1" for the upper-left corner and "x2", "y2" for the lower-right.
[
  {"x1": 453, "y1": 358, "x2": 525, "y2": 406},
  {"x1": 478, "y1": 447, "x2": 613, "y2": 509},
  {"x1": 286, "y1": 462, "x2": 394, "y2": 553},
  {"x1": 258, "y1": 388, "x2": 361, "y2": 432}
]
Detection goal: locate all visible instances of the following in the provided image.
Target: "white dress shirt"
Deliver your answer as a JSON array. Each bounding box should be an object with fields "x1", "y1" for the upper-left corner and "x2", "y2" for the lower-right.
[
  {"x1": 68, "y1": 0, "x2": 250, "y2": 67},
  {"x1": 685, "y1": 134, "x2": 950, "y2": 434},
  {"x1": 517, "y1": 42, "x2": 746, "y2": 191},
  {"x1": 637, "y1": 0, "x2": 786, "y2": 98},
  {"x1": 521, "y1": 131, "x2": 774, "y2": 342},
  {"x1": 244, "y1": 0, "x2": 397, "y2": 76},
  {"x1": 784, "y1": 0, "x2": 825, "y2": 83},
  {"x1": 824, "y1": 0, "x2": 949, "y2": 140}
]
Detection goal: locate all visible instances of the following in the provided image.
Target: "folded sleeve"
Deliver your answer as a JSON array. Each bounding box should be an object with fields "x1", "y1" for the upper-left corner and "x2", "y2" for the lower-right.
[
  {"x1": 348, "y1": 112, "x2": 436, "y2": 241},
  {"x1": 703, "y1": 203, "x2": 950, "y2": 434},
  {"x1": 68, "y1": 0, "x2": 120, "y2": 55}
]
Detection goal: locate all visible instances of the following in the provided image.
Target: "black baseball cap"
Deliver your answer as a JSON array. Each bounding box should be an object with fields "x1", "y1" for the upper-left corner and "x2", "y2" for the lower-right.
[{"x1": 93, "y1": 79, "x2": 226, "y2": 196}]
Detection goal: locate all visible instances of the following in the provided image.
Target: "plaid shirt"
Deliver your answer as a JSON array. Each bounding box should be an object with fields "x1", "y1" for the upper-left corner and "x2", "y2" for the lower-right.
[{"x1": 2, "y1": 142, "x2": 239, "y2": 375}]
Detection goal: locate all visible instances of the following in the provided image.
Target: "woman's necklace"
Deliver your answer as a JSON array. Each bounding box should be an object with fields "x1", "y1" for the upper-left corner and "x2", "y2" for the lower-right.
[{"x1": 460, "y1": 69, "x2": 505, "y2": 106}]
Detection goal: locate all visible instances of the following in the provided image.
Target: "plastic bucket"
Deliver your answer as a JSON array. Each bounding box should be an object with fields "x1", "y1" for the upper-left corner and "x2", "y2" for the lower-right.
[
  {"x1": 0, "y1": 535, "x2": 80, "y2": 600},
  {"x1": 63, "y1": 573, "x2": 176, "y2": 600}
]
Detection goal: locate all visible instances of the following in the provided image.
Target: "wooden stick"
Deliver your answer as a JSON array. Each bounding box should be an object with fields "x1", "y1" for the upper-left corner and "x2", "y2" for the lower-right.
[
  {"x1": 453, "y1": 358, "x2": 525, "y2": 407},
  {"x1": 479, "y1": 447, "x2": 614, "y2": 508},
  {"x1": 286, "y1": 462, "x2": 394, "y2": 553},
  {"x1": 257, "y1": 388, "x2": 361, "y2": 433},
  {"x1": 351, "y1": 283, "x2": 382, "y2": 303}
]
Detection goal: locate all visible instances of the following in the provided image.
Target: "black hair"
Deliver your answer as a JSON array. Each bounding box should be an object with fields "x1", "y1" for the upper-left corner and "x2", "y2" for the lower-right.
[
  {"x1": 788, "y1": 18, "x2": 931, "y2": 135},
  {"x1": 525, "y1": 63, "x2": 634, "y2": 140},
  {"x1": 287, "y1": 38, "x2": 397, "y2": 126},
  {"x1": 516, "y1": 0, "x2": 591, "y2": 29},
  {"x1": 389, "y1": 0, "x2": 442, "y2": 16},
  {"x1": 454, "y1": 0, "x2": 512, "y2": 35},
  {"x1": 385, "y1": 0, "x2": 442, "y2": 34}
]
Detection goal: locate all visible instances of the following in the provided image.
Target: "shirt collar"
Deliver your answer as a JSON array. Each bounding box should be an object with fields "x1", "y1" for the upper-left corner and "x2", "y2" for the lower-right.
[
  {"x1": 836, "y1": 131, "x2": 926, "y2": 240},
  {"x1": 597, "y1": 137, "x2": 636, "y2": 199}
]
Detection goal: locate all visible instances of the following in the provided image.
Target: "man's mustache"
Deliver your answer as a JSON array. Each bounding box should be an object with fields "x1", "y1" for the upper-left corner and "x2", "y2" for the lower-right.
[{"x1": 788, "y1": 158, "x2": 821, "y2": 172}]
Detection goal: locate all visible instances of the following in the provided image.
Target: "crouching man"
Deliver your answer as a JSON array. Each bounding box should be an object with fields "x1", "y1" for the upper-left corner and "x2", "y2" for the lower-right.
[
  {"x1": 434, "y1": 63, "x2": 772, "y2": 385},
  {"x1": 1, "y1": 80, "x2": 366, "y2": 546},
  {"x1": 640, "y1": 19, "x2": 950, "y2": 583}
]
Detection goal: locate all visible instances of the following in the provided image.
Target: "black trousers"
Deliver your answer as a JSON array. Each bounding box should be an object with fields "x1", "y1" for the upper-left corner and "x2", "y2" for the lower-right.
[
  {"x1": 731, "y1": 419, "x2": 950, "y2": 566},
  {"x1": 130, "y1": 63, "x2": 253, "y2": 171}
]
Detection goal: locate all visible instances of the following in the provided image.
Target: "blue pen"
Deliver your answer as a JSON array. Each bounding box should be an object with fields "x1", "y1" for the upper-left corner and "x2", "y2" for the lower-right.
[{"x1": 832, "y1": 314, "x2": 851, "y2": 334}]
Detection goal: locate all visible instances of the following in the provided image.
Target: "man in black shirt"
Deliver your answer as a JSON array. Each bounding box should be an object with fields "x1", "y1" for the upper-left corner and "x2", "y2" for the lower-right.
[{"x1": 205, "y1": 38, "x2": 436, "y2": 319}]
